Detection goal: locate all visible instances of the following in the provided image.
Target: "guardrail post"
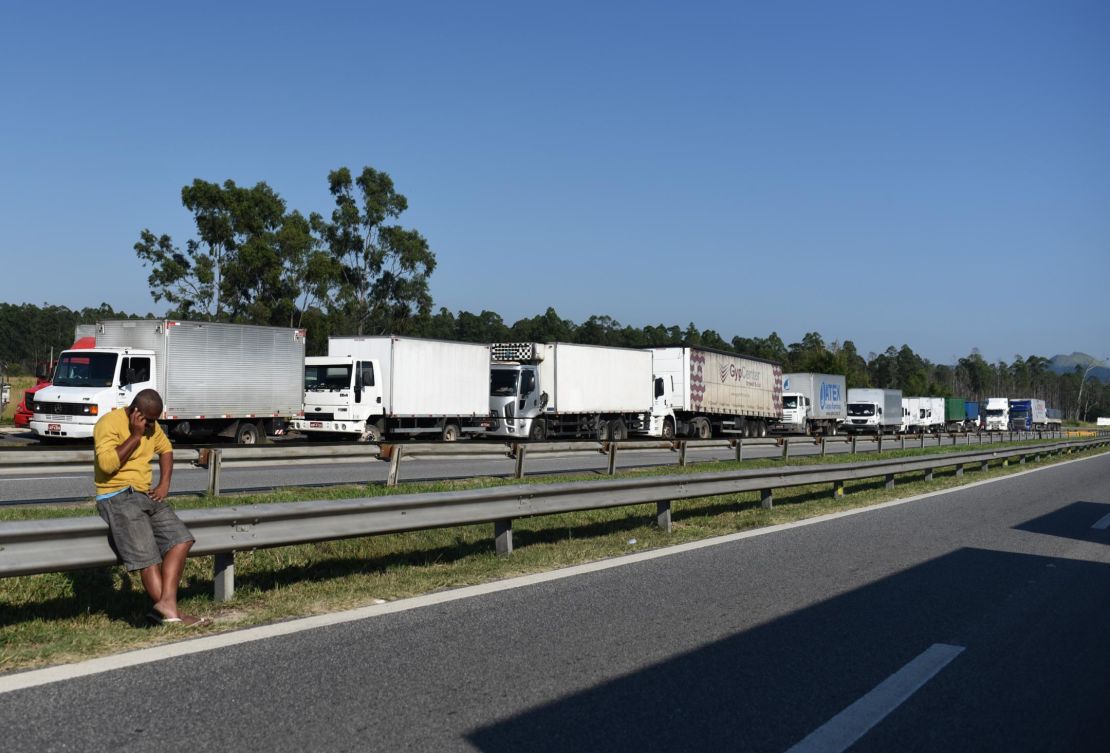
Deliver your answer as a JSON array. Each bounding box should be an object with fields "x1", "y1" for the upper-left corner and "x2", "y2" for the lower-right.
[
  {"x1": 781, "y1": 439, "x2": 790, "y2": 461},
  {"x1": 607, "y1": 443, "x2": 619, "y2": 476},
  {"x1": 1002, "y1": 457, "x2": 1009, "y2": 467},
  {"x1": 980, "y1": 459, "x2": 989, "y2": 472},
  {"x1": 386, "y1": 445, "x2": 404, "y2": 487},
  {"x1": 679, "y1": 441, "x2": 688, "y2": 467},
  {"x1": 884, "y1": 473, "x2": 895, "y2": 490},
  {"x1": 760, "y1": 488, "x2": 773, "y2": 509},
  {"x1": 851, "y1": 435, "x2": 858, "y2": 454},
  {"x1": 820, "y1": 437, "x2": 827, "y2": 457},
  {"x1": 919, "y1": 434, "x2": 924, "y2": 449},
  {"x1": 656, "y1": 501, "x2": 672, "y2": 532},
  {"x1": 206, "y1": 449, "x2": 223, "y2": 497},
  {"x1": 900, "y1": 435, "x2": 906, "y2": 450},
  {"x1": 1019, "y1": 454, "x2": 1026, "y2": 465},
  {"x1": 213, "y1": 552, "x2": 234, "y2": 601},
  {"x1": 924, "y1": 467, "x2": 934, "y2": 482},
  {"x1": 955, "y1": 463, "x2": 964, "y2": 477},
  {"x1": 735, "y1": 438, "x2": 744, "y2": 462},
  {"x1": 877, "y1": 434, "x2": 884, "y2": 454},
  {"x1": 833, "y1": 480, "x2": 844, "y2": 498},
  {"x1": 494, "y1": 519, "x2": 513, "y2": 555},
  {"x1": 514, "y1": 445, "x2": 527, "y2": 479}
]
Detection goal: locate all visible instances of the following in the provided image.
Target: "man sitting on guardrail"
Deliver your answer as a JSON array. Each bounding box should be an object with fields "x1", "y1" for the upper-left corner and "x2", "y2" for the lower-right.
[{"x1": 94, "y1": 389, "x2": 206, "y2": 627}]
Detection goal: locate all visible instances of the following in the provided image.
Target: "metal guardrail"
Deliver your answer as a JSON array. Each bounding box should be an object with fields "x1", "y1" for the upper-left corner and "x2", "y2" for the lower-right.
[
  {"x1": 0, "y1": 436, "x2": 1106, "y2": 602},
  {"x1": 0, "y1": 430, "x2": 1084, "y2": 495}
]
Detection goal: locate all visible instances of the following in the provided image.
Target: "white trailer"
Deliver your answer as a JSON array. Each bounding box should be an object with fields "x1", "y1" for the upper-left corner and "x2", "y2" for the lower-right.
[
  {"x1": 651, "y1": 347, "x2": 782, "y2": 438},
  {"x1": 901, "y1": 397, "x2": 945, "y2": 433},
  {"x1": 30, "y1": 320, "x2": 306, "y2": 443},
  {"x1": 844, "y1": 388, "x2": 903, "y2": 434},
  {"x1": 774, "y1": 373, "x2": 845, "y2": 436},
  {"x1": 292, "y1": 336, "x2": 492, "y2": 441},
  {"x1": 489, "y1": 342, "x2": 671, "y2": 440}
]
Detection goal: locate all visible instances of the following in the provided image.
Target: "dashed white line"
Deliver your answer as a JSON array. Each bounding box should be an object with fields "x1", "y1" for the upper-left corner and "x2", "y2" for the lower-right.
[{"x1": 786, "y1": 643, "x2": 965, "y2": 753}]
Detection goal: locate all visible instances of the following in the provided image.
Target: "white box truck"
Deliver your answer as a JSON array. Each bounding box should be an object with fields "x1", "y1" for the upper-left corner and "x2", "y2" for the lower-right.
[
  {"x1": 651, "y1": 347, "x2": 782, "y2": 438},
  {"x1": 844, "y1": 388, "x2": 903, "y2": 434},
  {"x1": 30, "y1": 320, "x2": 306, "y2": 443},
  {"x1": 292, "y1": 336, "x2": 492, "y2": 441},
  {"x1": 489, "y1": 342, "x2": 672, "y2": 440},
  {"x1": 983, "y1": 397, "x2": 1009, "y2": 432},
  {"x1": 774, "y1": 373, "x2": 846, "y2": 436},
  {"x1": 902, "y1": 397, "x2": 945, "y2": 434}
]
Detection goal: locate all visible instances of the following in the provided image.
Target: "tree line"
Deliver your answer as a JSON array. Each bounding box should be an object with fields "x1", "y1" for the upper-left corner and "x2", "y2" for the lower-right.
[{"x1": 0, "y1": 164, "x2": 1105, "y2": 420}]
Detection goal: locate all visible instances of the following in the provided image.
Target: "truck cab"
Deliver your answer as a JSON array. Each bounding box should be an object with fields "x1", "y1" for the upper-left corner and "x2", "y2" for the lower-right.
[
  {"x1": 489, "y1": 363, "x2": 545, "y2": 439},
  {"x1": 293, "y1": 357, "x2": 383, "y2": 441},
  {"x1": 30, "y1": 348, "x2": 156, "y2": 439},
  {"x1": 983, "y1": 397, "x2": 1009, "y2": 432},
  {"x1": 780, "y1": 392, "x2": 809, "y2": 433}
]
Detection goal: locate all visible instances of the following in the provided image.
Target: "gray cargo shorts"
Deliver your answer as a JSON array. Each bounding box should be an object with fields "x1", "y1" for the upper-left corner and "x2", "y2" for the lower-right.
[{"x1": 95, "y1": 488, "x2": 194, "y2": 571}]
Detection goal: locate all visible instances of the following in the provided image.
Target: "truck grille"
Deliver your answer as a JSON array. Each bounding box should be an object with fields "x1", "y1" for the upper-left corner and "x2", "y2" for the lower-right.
[
  {"x1": 305, "y1": 411, "x2": 335, "y2": 421},
  {"x1": 33, "y1": 401, "x2": 97, "y2": 416}
]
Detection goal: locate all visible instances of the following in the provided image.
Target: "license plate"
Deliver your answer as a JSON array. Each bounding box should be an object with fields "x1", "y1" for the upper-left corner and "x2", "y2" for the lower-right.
[
  {"x1": 48, "y1": 423, "x2": 61, "y2": 432},
  {"x1": 310, "y1": 421, "x2": 323, "y2": 428}
]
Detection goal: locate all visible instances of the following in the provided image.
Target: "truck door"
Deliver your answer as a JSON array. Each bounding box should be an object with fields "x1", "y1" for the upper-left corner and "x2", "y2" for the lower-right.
[
  {"x1": 116, "y1": 356, "x2": 155, "y2": 408},
  {"x1": 518, "y1": 367, "x2": 539, "y2": 433}
]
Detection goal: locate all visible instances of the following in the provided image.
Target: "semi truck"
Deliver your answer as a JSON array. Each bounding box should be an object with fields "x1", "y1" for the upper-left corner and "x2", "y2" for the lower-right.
[
  {"x1": 963, "y1": 400, "x2": 980, "y2": 431},
  {"x1": 1008, "y1": 398, "x2": 1047, "y2": 431},
  {"x1": 292, "y1": 336, "x2": 492, "y2": 441},
  {"x1": 489, "y1": 342, "x2": 672, "y2": 440},
  {"x1": 902, "y1": 397, "x2": 945, "y2": 434},
  {"x1": 983, "y1": 397, "x2": 1009, "y2": 432},
  {"x1": 944, "y1": 397, "x2": 968, "y2": 432},
  {"x1": 774, "y1": 373, "x2": 845, "y2": 436},
  {"x1": 30, "y1": 320, "x2": 305, "y2": 444},
  {"x1": 651, "y1": 347, "x2": 782, "y2": 438},
  {"x1": 844, "y1": 388, "x2": 903, "y2": 434}
]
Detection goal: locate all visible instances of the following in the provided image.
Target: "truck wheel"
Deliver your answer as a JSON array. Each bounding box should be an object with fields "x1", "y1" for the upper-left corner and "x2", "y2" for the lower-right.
[
  {"x1": 696, "y1": 418, "x2": 711, "y2": 439},
  {"x1": 609, "y1": 419, "x2": 627, "y2": 441},
  {"x1": 528, "y1": 419, "x2": 547, "y2": 441},
  {"x1": 758, "y1": 420, "x2": 768, "y2": 438},
  {"x1": 235, "y1": 422, "x2": 259, "y2": 445},
  {"x1": 597, "y1": 420, "x2": 610, "y2": 441},
  {"x1": 661, "y1": 417, "x2": 675, "y2": 440},
  {"x1": 359, "y1": 423, "x2": 382, "y2": 443},
  {"x1": 441, "y1": 423, "x2": 461, "y2": 442},
  {"x1": 827, "y1": 422, "x2": 838, "y2": 436}
]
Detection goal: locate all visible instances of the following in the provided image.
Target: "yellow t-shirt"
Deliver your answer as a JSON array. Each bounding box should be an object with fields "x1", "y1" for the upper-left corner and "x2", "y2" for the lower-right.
[{"x1": 94, "y1": 408, "x2": 173, "y2": 494}]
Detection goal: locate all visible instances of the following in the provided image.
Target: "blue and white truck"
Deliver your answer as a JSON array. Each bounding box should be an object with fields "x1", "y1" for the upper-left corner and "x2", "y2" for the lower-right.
[{"x1": 774, "y1": 373, "x2": 846, "y2": 435}]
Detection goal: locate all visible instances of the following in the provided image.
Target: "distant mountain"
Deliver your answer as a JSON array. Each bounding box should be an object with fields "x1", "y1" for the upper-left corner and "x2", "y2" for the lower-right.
[{"x1": 1049, "y1": 353, "x2": 1110, "y2": 383}]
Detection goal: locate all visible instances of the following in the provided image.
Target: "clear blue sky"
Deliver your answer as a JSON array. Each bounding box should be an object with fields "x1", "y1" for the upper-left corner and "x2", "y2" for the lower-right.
[{"x1": 2, "y1": 1, "x2": 1107, "y2": 364}]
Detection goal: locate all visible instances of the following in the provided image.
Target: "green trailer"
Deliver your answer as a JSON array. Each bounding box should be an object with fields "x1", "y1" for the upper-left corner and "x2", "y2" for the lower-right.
[{"x1": 944, "y1": 397, "x2": 967, "y2": 430}]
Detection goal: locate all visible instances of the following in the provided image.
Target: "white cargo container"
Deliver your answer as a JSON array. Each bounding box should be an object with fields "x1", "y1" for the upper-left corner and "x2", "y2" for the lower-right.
[
  {"x1": 774, "y1": 373, "x2": 846, "y2": 435},
  {"x1": 651, "y1": 347, "x2": 782, "y2": 438},
  {"x1": 844, "y1": 388, "x2": 903, "y2": 434},
  {"x1": 489, "y1": 342, "x2": 672, "y2": 440},
  {"x1": 30, "y1": 320, "x2": 306, "y2": 443},
  {"x1": 902, "y1": 397, "x2": 945, "y2": 433},
  {"x1": 292, "y1": 336, "x2": 492, "y2": 441}
]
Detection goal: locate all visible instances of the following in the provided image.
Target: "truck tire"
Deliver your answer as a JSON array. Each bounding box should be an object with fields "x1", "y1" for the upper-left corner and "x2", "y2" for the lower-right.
[
  {"x1": 758, "y1": 420, "x2": 768, "y2": 438},
  {"x1": 695, "y1": 418, "x2": 711, "y2": 439},
  {"x1": 235, "y1": 422, "x2": 259, "y2": 445},
  {"x1": 827, "y1": 422, "x2": 838, "y2": 436},
  {"x1": 441, "y1": 422, "x2": 461, "y2": 442},
  {"x1": 661, "y1": 417, "x2": 675, "y2": 440},
  {"x1": 359, "y1": 422, "x2": 383, "y2": 443},
  {"x1": 609, "y1": 419, "x2": 627, "y2": 441},
  {"x1": 596, "y1": 419, "x2": 610, "y2": 441},
  {"x1": 528, "y1": 419, "x2": 547, "y2": 441}
]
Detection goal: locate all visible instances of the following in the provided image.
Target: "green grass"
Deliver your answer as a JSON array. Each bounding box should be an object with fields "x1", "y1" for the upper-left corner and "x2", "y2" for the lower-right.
[{"x1": 1, "y1": 437, "x2": 1106, "y2": 673}]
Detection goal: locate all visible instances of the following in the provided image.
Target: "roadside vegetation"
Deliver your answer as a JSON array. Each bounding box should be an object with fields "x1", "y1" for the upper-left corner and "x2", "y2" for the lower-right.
[
  {"x1": 1, "y1": 437, "x2": 1107, "y2": 673},
  {"x1": 0, "y1": 376, "x2": 34, "y2": 425}
]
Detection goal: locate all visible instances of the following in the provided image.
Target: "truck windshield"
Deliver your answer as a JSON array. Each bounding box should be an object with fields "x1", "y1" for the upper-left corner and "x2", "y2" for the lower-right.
[
  {"x1": 490, "y1": 369, "x2": 518, "y2": 397},
  {"x1": 53, "y1": 353, "x2": 118, "y2": 387},
  {"x1": 847, "y1": 403, "x2": 874, "y2": 417},
  {"x1": 985, "y1": 409, "x2": 1005, "y2": 416},
  {"x1": 305, "y1": 365, "x2": 352, "y2": 391},
  {"x1": 782, "y1": 396, "x2": 798, "y2": 409}
]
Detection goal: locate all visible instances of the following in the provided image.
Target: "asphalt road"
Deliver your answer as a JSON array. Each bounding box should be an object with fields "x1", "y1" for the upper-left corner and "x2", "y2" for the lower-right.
[
  {"x1": 3, "y1": 451, "x2": 1109, "y2": 752},
  {"x1": 0, "y1": 433, "x2": 978, "y2": 505}
]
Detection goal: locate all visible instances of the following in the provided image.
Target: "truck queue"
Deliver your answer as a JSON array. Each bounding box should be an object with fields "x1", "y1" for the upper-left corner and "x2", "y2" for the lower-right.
[{"x1": 22, "y1": 319, "x2": 1064, "y2": 445}]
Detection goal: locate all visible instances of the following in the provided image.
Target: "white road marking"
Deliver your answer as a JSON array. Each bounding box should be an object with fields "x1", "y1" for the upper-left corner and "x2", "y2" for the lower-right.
[
  {"x1": 0, "y1": 449, "x2": 1104, "y2": 695},
  {"x1": 1091, "y1": 512, "x2": 1110, "y2": 530},
  {"x1": 785, "y1": 643, "x2": 965, "y2": 753}
]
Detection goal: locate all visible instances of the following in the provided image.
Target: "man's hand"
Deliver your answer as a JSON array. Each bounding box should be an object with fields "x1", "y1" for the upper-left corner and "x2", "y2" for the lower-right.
[
  {"x1": 149, "y1": 481, "x2": 170, "y2": 502},
  {"x1": 129, "y1": 409, "x2": 148, "y2": 438}
]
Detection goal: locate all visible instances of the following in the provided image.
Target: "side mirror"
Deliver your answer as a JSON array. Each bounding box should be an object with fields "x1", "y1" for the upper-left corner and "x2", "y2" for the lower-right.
[{"x1": 539, "y1": 392, "x2": 549, "y2": 410}]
